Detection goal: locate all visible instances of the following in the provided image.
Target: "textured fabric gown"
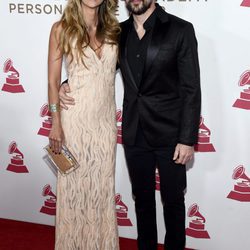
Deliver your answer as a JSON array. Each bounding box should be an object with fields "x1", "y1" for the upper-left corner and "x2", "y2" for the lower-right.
[{"x1": 55, "y1": 44, "x2": 119, "y2": 250}]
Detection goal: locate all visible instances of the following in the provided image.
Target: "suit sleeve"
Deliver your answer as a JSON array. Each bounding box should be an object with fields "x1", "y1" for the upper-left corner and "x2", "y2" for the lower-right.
[
  {"x1": 61, "y1": 79, "x2": 68, "y2": 84},
  {"x1": 177, "y1": 23, "x2": 201, "y2": 145}
]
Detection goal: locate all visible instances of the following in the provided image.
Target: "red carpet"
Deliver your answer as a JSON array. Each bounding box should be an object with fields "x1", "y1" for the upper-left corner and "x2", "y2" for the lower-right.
[{"x1": 0, "y1": 218, "x2": 193, "y2": 250}]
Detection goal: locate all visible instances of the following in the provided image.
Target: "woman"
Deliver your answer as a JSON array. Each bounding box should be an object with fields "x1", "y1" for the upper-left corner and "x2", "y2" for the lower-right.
[{"x1": 48, "y1": 0, "x2": 120, "y2": 249}]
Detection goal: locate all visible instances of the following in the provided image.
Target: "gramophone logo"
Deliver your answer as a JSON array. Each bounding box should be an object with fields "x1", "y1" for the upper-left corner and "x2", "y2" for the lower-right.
[
  {"x1": 115, "y1": 193, "x2": 133, "y2": 226},
  {"x1": 37, "y1": 103, "x2": 52, "y2": 137},
  {"x1": 227, "y1": 165, "x2": 250, "y2": 202},
  {"x1": 194, "y1": 116, "x2": 215, "y2": 152},
  {"x1": 186, "y1": 203, "x2": 210, "y2": 239},
  {"x1": 116, "y1": 109, "x2": 123, "y2": 144},
  {"x1": 155, "y1": 168, "x2": 160, "y2": 191},
  {"x1": 6, "y1": 141, "x2": 29, "y2": 173},
  {"x1": 241, "y1": 0, "x2": 250, "y2": 7},
  {"x1": 40, "y1": 184, "x2": 57, "y2": 216},
  {"x1": 233, "y1": 70, "x2": 250, "y2": 110},
  {"x1": 1, "y1": 59, "x2": 25, "y2": 93}
]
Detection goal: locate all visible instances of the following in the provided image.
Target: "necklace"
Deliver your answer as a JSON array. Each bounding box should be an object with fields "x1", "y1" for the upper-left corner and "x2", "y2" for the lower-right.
[
  {"x1": 92, "y1": 42, "x2": 103, "y2": 51},
  {"x1": 89, "y1": 37, "x2": 104, "y2": 52}
]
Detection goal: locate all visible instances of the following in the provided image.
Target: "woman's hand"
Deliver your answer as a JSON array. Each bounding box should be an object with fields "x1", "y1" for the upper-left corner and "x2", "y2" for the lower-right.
[{"x1": 49, "y1": 123, "x2": 65, "y2": 154}]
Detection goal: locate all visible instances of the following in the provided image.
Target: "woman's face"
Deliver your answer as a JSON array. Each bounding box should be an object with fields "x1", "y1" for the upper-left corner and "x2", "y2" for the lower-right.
[{"x1": 81, "y1": 0, "x2": 105, "y2": 9}]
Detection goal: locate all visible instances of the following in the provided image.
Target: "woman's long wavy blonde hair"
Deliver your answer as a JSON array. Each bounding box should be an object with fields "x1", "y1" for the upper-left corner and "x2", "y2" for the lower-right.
[{"x1": 58, "y1": 0, "x2": 120, "y2": 63}]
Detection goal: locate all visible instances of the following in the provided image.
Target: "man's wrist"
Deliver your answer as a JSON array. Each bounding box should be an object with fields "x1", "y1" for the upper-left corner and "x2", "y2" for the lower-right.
[{"x1": 178, "y1": 141, "x2": 194, "y2": 147}]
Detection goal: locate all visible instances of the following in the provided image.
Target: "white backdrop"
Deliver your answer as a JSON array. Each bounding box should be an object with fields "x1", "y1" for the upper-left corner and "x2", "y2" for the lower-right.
[{"x1": 1, "y1": 1, "x2": 250, "y2": 249}]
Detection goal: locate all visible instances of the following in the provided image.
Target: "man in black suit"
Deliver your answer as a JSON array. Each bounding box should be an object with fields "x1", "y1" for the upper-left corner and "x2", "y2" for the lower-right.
[{"x1": 59, "y1": 1, "x2": 201, "y2": 249}]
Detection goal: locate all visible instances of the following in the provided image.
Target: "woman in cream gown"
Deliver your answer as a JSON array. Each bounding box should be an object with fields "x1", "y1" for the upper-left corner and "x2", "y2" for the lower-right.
[{"x1": 47, "y1": 0, "x2": 120, "y2": 249}]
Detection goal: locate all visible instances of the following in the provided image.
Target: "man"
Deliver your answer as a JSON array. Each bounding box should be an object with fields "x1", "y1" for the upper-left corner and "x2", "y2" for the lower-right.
[{"x1": 59, "y1": 0, "x2": 201, "y2": 249}]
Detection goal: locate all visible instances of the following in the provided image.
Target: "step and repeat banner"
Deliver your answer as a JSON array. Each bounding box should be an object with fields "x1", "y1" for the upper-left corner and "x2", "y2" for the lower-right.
[{"x1": 0, "y1": 1, "x2": 250, "y2": 249}]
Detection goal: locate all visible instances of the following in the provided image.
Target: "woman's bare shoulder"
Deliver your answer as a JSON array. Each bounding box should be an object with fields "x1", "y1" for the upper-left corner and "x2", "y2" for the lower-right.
[{"x1": 50, "y1": 21, "x2": 63, "y2": 36}]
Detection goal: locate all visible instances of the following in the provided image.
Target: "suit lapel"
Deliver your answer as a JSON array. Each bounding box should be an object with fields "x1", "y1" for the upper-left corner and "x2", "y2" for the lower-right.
[
  {"x1": 143, "y1": 18, "x2": 165, "y2": 79},
  {"x1": 120, "y1": 19, "x2": 139, "y2": 92}
]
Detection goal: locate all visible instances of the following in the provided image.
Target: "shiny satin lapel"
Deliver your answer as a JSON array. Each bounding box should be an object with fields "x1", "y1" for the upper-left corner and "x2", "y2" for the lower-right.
[
  {"x1": 120, "y1": 21, "x2": 130, "y2": 65},
  {"x1": 143, "y1": 18, "x2": 165, "y2": 78},
  {"x1": 120, "y1": 20, "x2": 139, "y2": 91}
]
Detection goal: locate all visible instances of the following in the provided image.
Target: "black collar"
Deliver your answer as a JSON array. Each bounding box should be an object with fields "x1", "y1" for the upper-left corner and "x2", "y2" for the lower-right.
[{"x1": 143, "y1": 7, "x2": 157, "y2": 31}]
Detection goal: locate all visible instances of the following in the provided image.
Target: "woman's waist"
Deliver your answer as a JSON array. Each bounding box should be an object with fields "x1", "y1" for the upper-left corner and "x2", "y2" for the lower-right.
[
  {"x1": 60, "y1": 103, "x2": 116, "y2": 116},
  {"x1": 61, "y1": 112, "x2": 117, "y2": 128}
]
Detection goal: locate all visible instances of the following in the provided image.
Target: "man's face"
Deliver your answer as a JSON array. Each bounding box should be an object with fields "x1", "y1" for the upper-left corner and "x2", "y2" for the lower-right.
[{"x1": 125, "y1": 0, "x2": 153, "y2": 15}]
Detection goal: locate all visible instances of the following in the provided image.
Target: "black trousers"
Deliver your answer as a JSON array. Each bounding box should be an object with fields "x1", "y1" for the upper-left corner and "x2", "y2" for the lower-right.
[{"x1": 124, "y1": 127, "x2": 186, "y2": 250}]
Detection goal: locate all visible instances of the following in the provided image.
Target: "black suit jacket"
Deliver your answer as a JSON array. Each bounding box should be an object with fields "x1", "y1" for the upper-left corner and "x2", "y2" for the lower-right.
[{"x1": 119, "y1": 5, "x2": 201, "y2": 147}]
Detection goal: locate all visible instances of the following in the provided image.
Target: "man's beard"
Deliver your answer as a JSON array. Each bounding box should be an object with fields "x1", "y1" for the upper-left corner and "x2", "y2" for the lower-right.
[{"x1": 126, "y1": 0, "x2": 153, "y2": 15}]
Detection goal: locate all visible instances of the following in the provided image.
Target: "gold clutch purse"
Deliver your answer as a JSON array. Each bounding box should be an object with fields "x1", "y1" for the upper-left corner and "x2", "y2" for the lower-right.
[{"x1": 44, "y1": 145, "x2": 79, "y2": 176}]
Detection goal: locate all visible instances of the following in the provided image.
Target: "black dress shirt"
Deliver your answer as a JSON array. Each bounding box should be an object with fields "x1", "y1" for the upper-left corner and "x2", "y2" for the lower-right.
[
  {"x1": 126, "y1": 10, "x2": 158, "y2": 147},
  {"x1": 127, "y1": 10, "x2": 157, "y2": 88}
]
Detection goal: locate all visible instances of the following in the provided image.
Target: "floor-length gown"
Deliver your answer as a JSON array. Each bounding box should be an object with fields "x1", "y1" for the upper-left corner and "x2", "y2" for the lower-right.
[{"x1": 55, "y1": 43, "x2": 119, "y2": 250}]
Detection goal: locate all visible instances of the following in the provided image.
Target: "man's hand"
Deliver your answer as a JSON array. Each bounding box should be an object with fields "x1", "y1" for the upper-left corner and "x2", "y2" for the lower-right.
[
  {"x1": 59, "y1": 83, "x2": 75, "y2": 109},
  {"x1": 173, "y1": 143, "x2": 194, "y2": 165}
]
